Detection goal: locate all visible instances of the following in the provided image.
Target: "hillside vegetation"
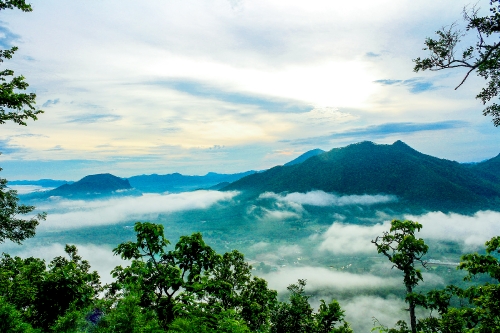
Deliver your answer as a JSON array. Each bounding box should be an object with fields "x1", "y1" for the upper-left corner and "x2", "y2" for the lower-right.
[{"x1": 224, "y1": 141, "x2": 500, "y2": 212}]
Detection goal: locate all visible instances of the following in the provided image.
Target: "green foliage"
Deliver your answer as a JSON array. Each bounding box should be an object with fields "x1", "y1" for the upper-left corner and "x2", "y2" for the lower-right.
[
  {"x1": 0, "y1": 0, "x2": 33, "y2": 12},
  {"x1": 51, "y1": 294, "x2": 163, "y2": 333},
  {"x1": 373, "y1": 234, "x2": 500, "y2": 333},
  {"x1": 0, "y1": 46, "x2": 43, "y2": 126},
  {"x1": 110, "y1": 222, "x2": 277, "y2": 330},
  {"x1": 0, "y1": 245, "x2": 101, "y2": 331},
  {"x1": 224, "y1": 141, "x2": 500, "y2": 213},
  {"x1": 372, "y1": 220, "x2": 429, "y2": 333},
  {"x1": 0, "y1": 0, "x2": 45, "y2": 245},
  {"x1": 0, "y1": 1, "x2": 43, "y2": 126},
  {"x1": 96, "y1": 293, "x2": 163, "y2": 333},
  {"x1": 414, "y1": 0, "x2": 500, "y2": 126},
  {"x1": 416, "y1": 236, "x2": 500, "y2": 332},
  {"x1": 0, "y1": 296, "x2": 40, "y2": 333},
  {"x1": 168, "y1": 309, "x2": 251, "y2": 333},
  {"x1": 270, "y1": 279, "x2": 352, "y2": 333},
  {"x1": 0, "y1": 174, "x2": 46, "y2": 244}
]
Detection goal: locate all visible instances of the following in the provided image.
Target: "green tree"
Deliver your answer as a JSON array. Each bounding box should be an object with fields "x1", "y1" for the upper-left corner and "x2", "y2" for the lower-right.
[
  {"x1": 372, "y1": 220, "x2": 429, "y2": 333},
  {"x1": 270, "y1": 279, "x2": 352, "y2": 333},
  {"x1": 0, "y1": 245, "x2": 101, "y2": 331},
  {"x1": 413, "y1": 0, "x2": 500, "y2": 126},
  {"x1": 0, "y1": 175, "x2": 46, "y2": 244},
  {"x1": 0, "y1": 0, "x2": 43, "y2": 126},
  {"x1": 0, "y1": 0, "x2": 45, "y2": 245},
  {"x1": 416, "y1": 236, "x2": 500, "y2": 332},
  {"x1": 0, "y1": 296, "x2": 39, "y2": 333},
  {"x1": 204, "y1": 249, "x2": 277, "y2": 331},
  {"x1": 111, "y1": 222, "x2": 279, "y2": 331},
  {"x1": 110, "y1": 222, "x2": 218, "y2": 327}
]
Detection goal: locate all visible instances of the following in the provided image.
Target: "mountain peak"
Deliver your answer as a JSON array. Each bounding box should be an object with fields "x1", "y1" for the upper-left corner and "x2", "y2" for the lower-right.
[
  {"x1": 51, "y1": 173, "x2": 132, "y2": 195},
  {"x1": 284, "y1": 148, "x2": 326, "y2": 166},
  {"x1": 223, "y1": 140, "x2": 500, "y2": 212}
]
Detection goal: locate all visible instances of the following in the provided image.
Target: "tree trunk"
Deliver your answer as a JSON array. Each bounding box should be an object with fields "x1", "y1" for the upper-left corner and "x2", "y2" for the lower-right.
[{"x1": 407, "y1": 285, "x2": 417, "y2": 333}]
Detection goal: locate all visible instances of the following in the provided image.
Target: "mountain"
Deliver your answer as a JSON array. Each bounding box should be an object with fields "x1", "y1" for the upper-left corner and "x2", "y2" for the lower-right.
[
  {"x1": 284, "y1": 149, "x2": 325, "y2": 166},
  {"x1": 127, "y1": 171, "x2": 256, "y2": 193},
  {"x1": 23, "y1": 173, "x2": 137, "y2": 199},
  {"x1": 8, "y1": 179, "x2": 72, "y2": 187},
  {"x1": 468, "y1": 153, "x2": 500, "y2": 183},
  {"x1": 223, "y1": 141, "x2": 500, "y2": 212}
]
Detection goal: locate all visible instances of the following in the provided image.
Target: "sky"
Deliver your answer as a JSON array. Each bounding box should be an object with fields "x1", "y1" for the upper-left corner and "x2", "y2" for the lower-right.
[{"x1": 1, "y1": 0, "x2": 500, "y2": 180}]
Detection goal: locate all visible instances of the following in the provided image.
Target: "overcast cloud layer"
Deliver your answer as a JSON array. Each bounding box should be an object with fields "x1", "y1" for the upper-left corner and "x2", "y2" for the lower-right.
[{"x1": 1, "y1": 0, "x2": 499, "y2": 180}]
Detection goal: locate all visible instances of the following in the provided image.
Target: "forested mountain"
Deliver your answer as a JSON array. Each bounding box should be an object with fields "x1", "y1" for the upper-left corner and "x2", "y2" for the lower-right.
[
  {"x1": 23, "y1": 173, "x2": 137, "y2": 199},
  {"x1": 468, "y1": 153, "x2": 500, "y2": 183},
  {"x1": 284, "y1": 148, "x2": 325, "y2": 166},
  {"x1": 223, "y1": 141, "x2": 500, "y2": 212}
]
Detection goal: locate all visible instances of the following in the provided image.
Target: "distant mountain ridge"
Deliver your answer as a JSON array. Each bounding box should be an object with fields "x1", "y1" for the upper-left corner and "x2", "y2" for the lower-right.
[
  {"x1": 15, "y1": 142, "x2": 500, "y2": 212},
  {"x1": 9, "y1": 179, "x2": 72, "y2": 187},
  {"x1": 127, "y1": 171, "x2": 256, "y2": 193},
  {"x1": 223, "y1": 140, "x2": 500, "y2": 212}
]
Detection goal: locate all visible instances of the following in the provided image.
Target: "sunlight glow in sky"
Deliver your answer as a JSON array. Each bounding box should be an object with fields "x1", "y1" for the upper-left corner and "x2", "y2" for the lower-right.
[{"x1": 1, "y1": 0, "x2": 499, "y2": 180}]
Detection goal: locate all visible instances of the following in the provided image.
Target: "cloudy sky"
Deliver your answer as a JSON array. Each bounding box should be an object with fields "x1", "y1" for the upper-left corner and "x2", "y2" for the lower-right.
[{"x1": 1, "y1": 0, "x2": 499, "y2": 180}]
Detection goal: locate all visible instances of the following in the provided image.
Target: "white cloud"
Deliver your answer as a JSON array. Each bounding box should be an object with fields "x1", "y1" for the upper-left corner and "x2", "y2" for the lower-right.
[
  {"x1": 258, "y1": 266, "x2": 400, "y2": 293},
  {"x1": 249, "y1": 241, "x2": 269, "y2": 251},
  {"x1": 411, "y1": 210, "x2": 500, "y2": 249},
  {"x1": 10, "y1": 243, "x2": 127, "y2": 285},
  {"x1": 278, "y1": 244, "x2": 302, "y2": 257},
  {"x1": 38, "y1": 190, "x2": 239, "y2": 230},
  {"x1": 7, "y1": 185, "x2": 54, "y2": 194},
  {"x1": 319, "y1": 210, "x2": 500, "y2": 255},
  {"x1": 260, "y1": 191, "x2": 397, "y2": 207},
  {"x1": 319, "y1": 222, "x2": 391, "y2": 254},
  {"x1": 2, "y1": 0, "x2": 497, "y2": 180},
  {"x1": 260, "y1": 208, "x2": 301, "y2": 220},
  {"x1": 342, "y1": 296, "x2": 408, "y2": 333}
]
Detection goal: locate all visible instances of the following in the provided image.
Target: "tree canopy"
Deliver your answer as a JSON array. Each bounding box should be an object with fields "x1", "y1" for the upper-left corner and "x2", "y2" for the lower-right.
[{"x1": 414, "y1": 0, "x2": 500, "y2": 126}]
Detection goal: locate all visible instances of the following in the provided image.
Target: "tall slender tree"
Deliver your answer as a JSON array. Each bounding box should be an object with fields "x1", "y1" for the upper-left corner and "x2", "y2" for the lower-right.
[{"x1": 372, "y1": 220, "x2": 429, "y2": 333}]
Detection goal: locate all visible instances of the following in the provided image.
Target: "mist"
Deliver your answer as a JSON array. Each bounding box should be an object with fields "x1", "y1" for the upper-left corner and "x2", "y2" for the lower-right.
[
  {"x1": 36, "y1": 190, "x2": 239, "y2": 230},
  {"x1": 259, "y1": 266, "x2": 400, "y2": 293},
  {"x1": 409, "y1": 210, "x2": 500, "y2": 249},
  {"x1": 259, "y1": 190, "x2": 397, "y2": 207}
]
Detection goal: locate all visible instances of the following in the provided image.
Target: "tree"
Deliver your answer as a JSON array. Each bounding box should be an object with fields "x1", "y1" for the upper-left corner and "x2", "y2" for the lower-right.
[
  {"x1": 110, "y1": 222, "x2": 218, "y2": 327},
  {"x1": 0, "y1": 174, "x2": 46, "y2": 244},
  {"x1": 270, "y1": 279, "x2": 352, "y2": 333},
  {"x1": 372, "y1": 219, "x2": 429, "y2": 333},
  {"x1": 0, "y1": 296, "x2": 39, "y2": 333},
  {"x1": 416, "y1": 236, "x2": 500, "y2": 332},
  {"x1": 0, "y1": 0, "x2": 45, "y2": 245},
  {"x1": 413, "y1": 0, "x2": 500, "y2": 126},
  {"x1": 0, "y1": 0, "x2": 43, "y2": 125},
  {"x1": 111, "y1": 222, "x2": 279, "y2": 331},
  {"x1": 0, "y1": 0, "x2": 33, "y2": 12},
  {"x1": 0, "y1": 245, "x2": 101, "y2": 331}
]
